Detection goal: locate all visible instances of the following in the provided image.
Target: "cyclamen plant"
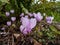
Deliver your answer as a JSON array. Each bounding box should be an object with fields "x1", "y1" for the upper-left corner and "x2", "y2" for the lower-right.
[
  {"x1": 0, "y1": 0, "x2": 60, "y2": 45},
  {"x1": 0, "y1": 10, "x2": 55, "y2": 45},
  {"x1": 2, "y1": 10, "x2": 54, "y2": 35},
  {"x1": 20, "y1": 12, "x2": 54, "y2": 35}
]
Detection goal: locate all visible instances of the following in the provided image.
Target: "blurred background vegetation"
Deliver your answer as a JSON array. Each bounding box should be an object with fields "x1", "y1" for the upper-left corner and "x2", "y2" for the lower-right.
[
  {"x1": 0, "y1": 0, "x2": 60, "y2": 44},
  {"x1": 0, "y1": 0, "x2": 60, "y2": 23}
]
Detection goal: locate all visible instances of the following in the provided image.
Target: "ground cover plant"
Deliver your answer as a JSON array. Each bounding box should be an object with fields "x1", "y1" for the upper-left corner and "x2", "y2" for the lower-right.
[{"x1": 0, "y1": 0, "x2": 60, "y2": 45}]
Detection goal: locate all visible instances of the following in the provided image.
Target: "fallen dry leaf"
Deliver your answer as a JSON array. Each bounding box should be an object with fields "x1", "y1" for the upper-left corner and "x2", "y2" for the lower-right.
[{"x1": 14, "y1": 33, "x2": 20, "y2": 39}]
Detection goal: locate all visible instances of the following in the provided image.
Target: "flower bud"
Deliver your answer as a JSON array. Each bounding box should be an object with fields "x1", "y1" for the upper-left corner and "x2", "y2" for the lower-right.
[
  {"x1": 7, "y1": 21, "x2": 11, "y2": 26},
  {"x1": 5, "y1": 12, "x2": 10, "y2": 16},
  {"x1": 11, "y1": 17, "x2": 16, "y2": 21}
]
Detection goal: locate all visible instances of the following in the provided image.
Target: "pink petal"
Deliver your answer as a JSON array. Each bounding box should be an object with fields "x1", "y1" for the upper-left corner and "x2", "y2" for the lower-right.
[
  {"x1": 23, "y1": 27, "x2": 31, "y2": 34},
  {"x1": 33, "y1": 13, "x2": 37, "y2": 17},
  {"x1": 23, "y1": 28, "x2": 28, "y2": 34},
  {"x1": 30, "y1": 18, "x2": 37, "y2": 29},
  {"x1": 33, "y1": 12, "x2": 43, "y2": 22},
  {"x1": 36, "y1": 12, "x2": 43, "y2": 21},
  {"x1": 7, "y1": 21, "x2": 11, "y2": 26},
  {"x1": 21, "y1": 17, "x2": 30, "y2": 27},
  {"x1": 47, "y1": 21, "x2": 52, "y2": 24},
  {"x1": 20, "y1": 25, "x2": 25, "y2": 32}
]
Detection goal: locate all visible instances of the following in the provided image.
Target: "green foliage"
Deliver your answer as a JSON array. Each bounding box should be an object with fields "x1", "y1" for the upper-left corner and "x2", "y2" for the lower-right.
[
  {"x1": 0, "y1": 0, "x2": 60, "y2": 27},
  {"x1": 0, "y1": 0, "x2": 60, "y2": 43},
  {"x1": 49, "y1": 25, "x2": 60, "y2": 34},
  {"x1": 0, "y1": 0, "x2": 9, "y2": 3}
]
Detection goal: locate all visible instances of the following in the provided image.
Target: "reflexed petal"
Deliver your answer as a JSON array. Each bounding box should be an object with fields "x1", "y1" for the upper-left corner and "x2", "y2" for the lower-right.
[
  {"x1": 23, "y1": 28, "x2": 28, "y2": 34},
  {"x1": 33, "y1": 13, "x2": 37, "y2": 17},
  {"x1": 36, "y1": 12, "x2": 43, "y2": 21},
  {"x1": 33, "y1": 12, "x2": 43, "y2": 21},
  {"x1": 36, "y1": 15, "x2": 43, "y2": 21},
  {"x1": 20, "y1": 25, "x2": 25, "y2": 32},
  {"x1": 30, "y1": 18, "x2": 37, "y2": 29},
  {"x1": 21, "y1": 17, "x2": 29, "y2": 27}
]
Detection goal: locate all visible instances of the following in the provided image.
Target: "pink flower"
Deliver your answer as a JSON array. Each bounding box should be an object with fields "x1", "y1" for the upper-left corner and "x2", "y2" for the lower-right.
[
  {"x1": 30, "y1": 18, "x2": 37, "y2": 29},
  {"x1": 33, "y1": 12, "x2": 43, "y2": 22},
  {"x1": 5, "y1": 12, "x2": 10, "y2": 16},
  {"x1": 46, "y1": 16, "x2": 54, "y2": 24},
  {"x1": 21, "y1": 17, "x2": 29, "y2": 27},
  {"x1": 20, "y1": 17, "x2": 37, "y2": 34},
  {"x1": 11, "y1": 17, "x2": 16, "y2": 21},
  {"x1": 7, "y1": 21, "x2": 11, "y2": 26}
]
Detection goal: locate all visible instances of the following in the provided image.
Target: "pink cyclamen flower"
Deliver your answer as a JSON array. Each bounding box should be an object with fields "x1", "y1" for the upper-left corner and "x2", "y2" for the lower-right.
[
  {"x1": 46, "y1": 16, "x2": 54, "y2": 24},
  {"x1": 5, "y1": 12, "x2": 10, "y2": 16},
  {"x1": 11, "y1": 17, "x2": 16, "y2": 21},
  {"x1": 33, "y1": 12, "x2": 43, "y2": 22},
  {"x1": 10, "y1": 10, "x2": 14, "y2": 14},
  {"x1": 20, "y1": 17, "x2": 37, "y2": 34},
  {"x1": 7, "y1": 21, "x2": 11, "y2": 26}
]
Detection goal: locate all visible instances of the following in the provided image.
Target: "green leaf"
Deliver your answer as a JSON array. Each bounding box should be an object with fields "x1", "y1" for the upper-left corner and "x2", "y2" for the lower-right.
[
  {"x1": 0, "y1": 0, "x2": 9, "y2": 3},
  {"x1": 49, "y1": 25, "x2": 60, "y2": 34}
]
